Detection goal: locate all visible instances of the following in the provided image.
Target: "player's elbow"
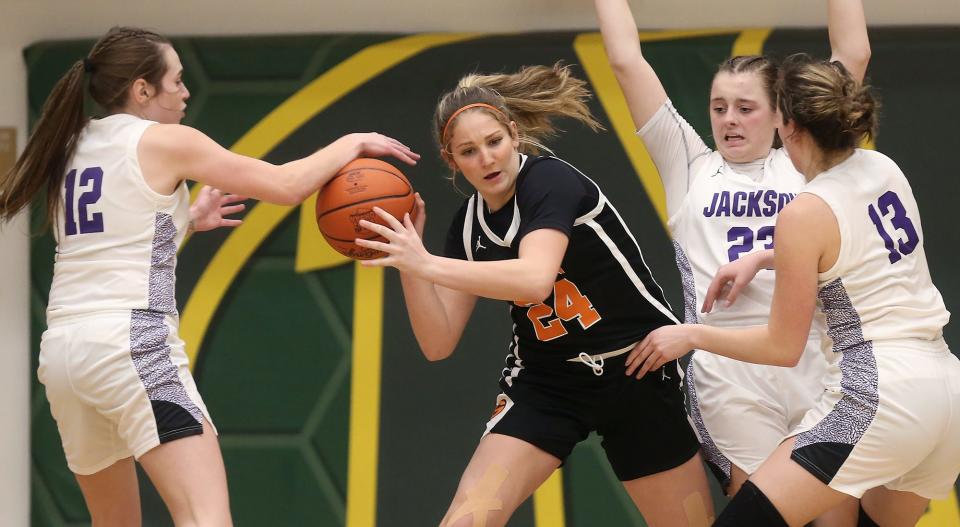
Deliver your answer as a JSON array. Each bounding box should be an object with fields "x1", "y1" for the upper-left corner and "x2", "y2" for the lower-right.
[
  {"x1": 527, "y1": 279, "x2": 556, "y2": 305},
  {"x1": 415, "y1": 333, "x2": 456, "y2": 362},
  {"x1": 607, "y1": 50, "x2": 646, "y2": 77},
  {"x1": 421, "y1": 344, "x2": 454, "y2": 362},
  {"x1": 775, "y1": 344, "x2": 805, "y2": 368}
]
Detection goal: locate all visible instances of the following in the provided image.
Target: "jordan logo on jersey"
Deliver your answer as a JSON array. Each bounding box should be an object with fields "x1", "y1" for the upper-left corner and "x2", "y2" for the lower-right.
[{"x1": 475, "y1": 235, "x2": 487, "y2": 252}]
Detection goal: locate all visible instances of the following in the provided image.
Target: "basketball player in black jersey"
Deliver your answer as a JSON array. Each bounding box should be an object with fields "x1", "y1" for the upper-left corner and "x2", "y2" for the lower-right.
[{"x1": 357, "y1": 64, "x2": 712, "y2": 527}]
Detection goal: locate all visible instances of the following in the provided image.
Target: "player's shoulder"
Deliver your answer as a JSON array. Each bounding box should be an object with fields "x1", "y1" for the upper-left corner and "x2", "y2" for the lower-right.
[
  {"x1": 520, "y1": 155, "x2": 584, "y2": 188},
  {"x1": 854, "y1": 148, "x2": 900, "y2": 172},
  {"x1": 525, "y1": 155, "x2": 580, "y2": 176}
]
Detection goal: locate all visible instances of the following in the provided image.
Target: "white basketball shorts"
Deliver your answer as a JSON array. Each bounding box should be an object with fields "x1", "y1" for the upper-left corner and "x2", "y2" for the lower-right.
[{"x1": 38, "y1": 312, "x2": 215, "y2": 475}]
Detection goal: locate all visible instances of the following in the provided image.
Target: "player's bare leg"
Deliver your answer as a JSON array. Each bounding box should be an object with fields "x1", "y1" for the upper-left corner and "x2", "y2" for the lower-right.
[{"x1": 440, "y1": 433, "x2": 560, "y2": 527}]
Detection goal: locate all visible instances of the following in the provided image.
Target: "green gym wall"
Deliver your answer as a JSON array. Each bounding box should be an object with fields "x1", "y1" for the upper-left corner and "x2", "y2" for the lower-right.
[{"x1": 26, "y1": 29, "x2": 960, "y2": 526}]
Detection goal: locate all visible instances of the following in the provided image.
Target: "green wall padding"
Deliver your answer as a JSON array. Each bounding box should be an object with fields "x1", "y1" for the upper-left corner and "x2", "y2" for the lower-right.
[{"x1": 26, "y1": 27, "x2": 960, "y2": 526}]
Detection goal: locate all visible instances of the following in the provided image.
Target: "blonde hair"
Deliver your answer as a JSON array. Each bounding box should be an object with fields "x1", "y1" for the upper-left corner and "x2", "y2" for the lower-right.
[
  {"x1": 776, "y1": 54, "x2": 879, "y2": 153},
  {"x1": 433, "y1": 62, "x2": 602, "y2": 161}
]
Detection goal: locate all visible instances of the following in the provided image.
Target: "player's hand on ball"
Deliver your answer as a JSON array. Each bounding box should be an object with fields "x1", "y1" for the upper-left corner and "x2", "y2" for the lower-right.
[
  {"x1": 350, "y1": 133, "x2": 421, "y2": 166},
  {"x1": 356, "y1": 206, "x2": 430, "y2": 272},
  {"x1": 412, "y1": 193, "x2": 427, "y2": 238},
  {"x1": 625, "y1": 325, "x2": 695, "y2": 378}
]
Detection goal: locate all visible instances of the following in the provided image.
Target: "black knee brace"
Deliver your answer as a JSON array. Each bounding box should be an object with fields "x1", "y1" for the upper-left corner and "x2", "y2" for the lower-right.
[
  {"x1": 858, "y1": 502, "x2": 880, "y2": 527},
  {"x1": 713, "y1": 480, "x2": 788, "y2": 527}
]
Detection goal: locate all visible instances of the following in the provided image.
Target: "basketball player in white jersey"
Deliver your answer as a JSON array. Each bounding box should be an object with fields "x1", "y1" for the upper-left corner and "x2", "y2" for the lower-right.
[
  {"x1": 626, "y1": 54, "x2": 960, "y2": 526},
  {"x1": 594, "y1": 0, "x2": 868, "y2": 519},
  {"x1": 357, "y1": 64, "x2": 713, "y2": 527},
  {"x1": 0, "y1": 27, "x2": 418, "y2": 526}
]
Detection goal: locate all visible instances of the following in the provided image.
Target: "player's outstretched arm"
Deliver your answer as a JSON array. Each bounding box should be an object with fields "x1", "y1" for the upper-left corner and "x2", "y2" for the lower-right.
[
  {"x1": 141, "y1": 125, "x2": 419, "y2": 205},
  {"x1": 625, "y1": 197, "x2": 831, "y2": 376},
  {"x1": 701, "y1": 249, "x2": 774, "y2": 312},
  {"x1": 828, "y1": 0, "x2": 871, "y2": 83},
  {"x1": 593, "y1": 0, "x2": 668, "y2": 130}
]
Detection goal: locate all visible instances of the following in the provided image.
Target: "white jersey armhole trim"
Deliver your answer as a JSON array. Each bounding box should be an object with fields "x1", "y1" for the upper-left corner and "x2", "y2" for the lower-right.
[
  {"x1": 545, "y1": 156, "x2": 676, "y2": 317},
  {"x1": 462, "y1": 195, "x2": 476, "y2": 261}
]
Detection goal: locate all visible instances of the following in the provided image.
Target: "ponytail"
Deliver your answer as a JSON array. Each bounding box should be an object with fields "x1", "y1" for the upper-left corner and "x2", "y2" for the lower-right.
[
  {"x1": 0, "y1": 60, "x2": 88, "y2": 229},
  {"x1": 434, "y1": 62, "x2": 602, "y2": 156},
  {"x1": 0, "y1": 26, "x2": 170, "y2": 231}
]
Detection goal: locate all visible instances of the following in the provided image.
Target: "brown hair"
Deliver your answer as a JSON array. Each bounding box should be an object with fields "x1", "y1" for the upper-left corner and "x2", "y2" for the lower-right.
[
  {"x1": 776, "y1": 53, "x2": 878, "y2": 153},
  {"x1": 433, "y1": 62, "x2": 602, "y2": 164},
  {"x1": 0, "y1": 27, "x2": 171, "y2": 229},
  {"x1": 717, "y1": 55, "x2": 779, "y2": 110},
  {"x1": 716, "y1": 55, "x2": 782, "y2": 149}
]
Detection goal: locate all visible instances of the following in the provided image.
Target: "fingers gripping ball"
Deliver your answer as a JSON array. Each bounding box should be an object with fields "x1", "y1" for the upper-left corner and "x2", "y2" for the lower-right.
[{"x1": 315, "y1": 158, "x2": 417, "y2": 260}]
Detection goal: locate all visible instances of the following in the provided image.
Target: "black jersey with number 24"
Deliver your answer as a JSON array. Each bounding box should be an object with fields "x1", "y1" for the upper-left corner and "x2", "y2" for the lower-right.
[{"x1": 444, "y1": 155, "x2": 679, "y2": 362}]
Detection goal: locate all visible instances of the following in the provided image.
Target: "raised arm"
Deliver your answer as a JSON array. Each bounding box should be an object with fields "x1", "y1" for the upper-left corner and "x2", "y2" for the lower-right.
[
  {"x1": 828, "y1": 0, "x2": 871, "y2": 83},
  {"x1": 593, "y1": 0, "x2": 668, "y2": 129},
  {"x1": 140, "y1": 125, "x2": 419, "y2": 205}
]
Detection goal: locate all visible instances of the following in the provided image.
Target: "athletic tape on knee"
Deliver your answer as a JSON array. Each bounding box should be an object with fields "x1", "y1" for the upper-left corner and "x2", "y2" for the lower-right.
[
  {"x1": 682, "y1": 491, "x2": 714, "y2": 527},
  {"x1": 447, "y1": 465, "x2": 509, "y2": 527}
]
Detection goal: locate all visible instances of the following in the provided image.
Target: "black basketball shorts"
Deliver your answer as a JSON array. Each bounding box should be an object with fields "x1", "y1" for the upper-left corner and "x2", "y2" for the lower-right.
[{"x1": 482, "y1": 352, "x2": 700, "y2": 481}]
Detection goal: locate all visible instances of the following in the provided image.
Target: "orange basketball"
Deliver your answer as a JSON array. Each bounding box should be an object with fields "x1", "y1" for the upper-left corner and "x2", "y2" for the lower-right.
[{"x1": 315, "y1": 158, "x2": 416, "y2": 260}]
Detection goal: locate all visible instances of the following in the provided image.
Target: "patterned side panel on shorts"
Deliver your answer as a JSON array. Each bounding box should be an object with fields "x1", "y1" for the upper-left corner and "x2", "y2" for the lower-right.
[
  {"x1": 130, "y1": 310, "x2": 204, "y2": 433},
  {"x1": 792, "y1": 278, "x2": 878, "y2": 484},
  {"x1": 128, "y1": 212, "x2": 203, "y2": 442},
  {"x1": 686, "y1": 358, "x2": 732, "y2": 487},
  {"x1": 672, "y1": 242, "x2": 699, "y2": 324}
]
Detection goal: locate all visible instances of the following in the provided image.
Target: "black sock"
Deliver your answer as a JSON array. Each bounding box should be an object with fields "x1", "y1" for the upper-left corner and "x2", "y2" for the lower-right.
[{"x1": 713, "y1": 480, "x2": 789, "y2": 526}]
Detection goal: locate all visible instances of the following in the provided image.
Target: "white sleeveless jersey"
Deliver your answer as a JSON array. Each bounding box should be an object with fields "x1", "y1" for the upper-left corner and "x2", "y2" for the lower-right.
[
  {"x1": 639, "y1": 101, "x2": 816, "y2": 330},
  {"x1": 47, "y1": 113, "x2": 189, "y2": 323},
  {"x1": 802, "y1": 149, "x2": 949, "y2": 344}
]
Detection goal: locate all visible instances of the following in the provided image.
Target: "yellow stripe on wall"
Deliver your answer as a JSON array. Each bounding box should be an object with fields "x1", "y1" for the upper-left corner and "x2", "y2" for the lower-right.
[
  {"x1": 346, "y1": 264, "x2": 385, "y2": 527},
  {"x1": 180, "y1": 32, "x2": 480, "y2": 367},
  {"x1": 730, "y1": 28, "x2": 772, "y2": 58},
  {"x1": 175, "y1": 33, "x2": 482, "y2": 527},
  {"x1": 917, "y1": 490, "x2": 960, "y2": 527},
  {"x1": 534, "y1": 470, "x2": 566, "y2": 527}
]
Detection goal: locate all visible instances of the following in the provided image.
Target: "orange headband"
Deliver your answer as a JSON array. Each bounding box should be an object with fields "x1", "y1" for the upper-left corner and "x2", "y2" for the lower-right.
[{"x1": 441, "y1": 103, "x2": 508, "y2": 146}]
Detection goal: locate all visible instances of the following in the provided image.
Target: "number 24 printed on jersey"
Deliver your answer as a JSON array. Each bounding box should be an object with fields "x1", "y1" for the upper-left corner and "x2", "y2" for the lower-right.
[{"x1": 516, "y1": 277, "x2": 602, "y2": 342}]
